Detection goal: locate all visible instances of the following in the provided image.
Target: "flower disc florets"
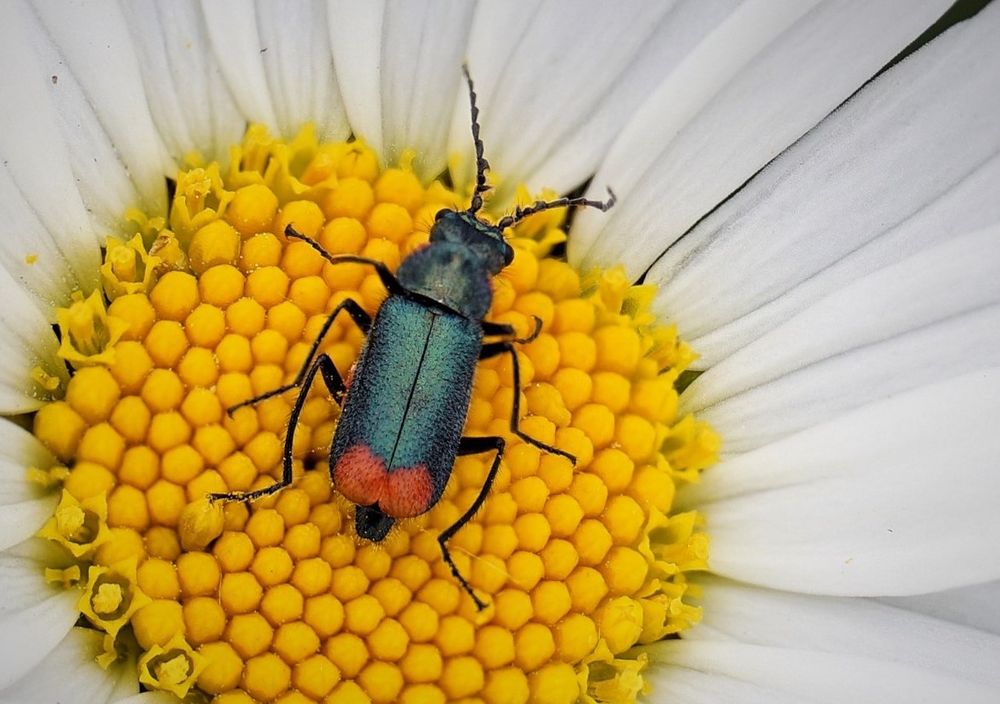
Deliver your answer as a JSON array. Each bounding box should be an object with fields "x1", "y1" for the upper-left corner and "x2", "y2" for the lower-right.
[{"x1": 31, "y1": 126, "x2": 717, "y2": 703}]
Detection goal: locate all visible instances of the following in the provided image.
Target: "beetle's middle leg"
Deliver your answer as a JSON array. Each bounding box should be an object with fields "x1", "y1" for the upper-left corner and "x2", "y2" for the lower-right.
[
  {"x1": 209, "y1": 353, "x2": 345, "y2": 503},
  {"x1": 479, "y1": 341, "x2": 576, "y2": 463},
  {"x1": 226, "y1": 298, "x2": 371, "y2": 416},
  {"x1": 438, "y1": 434, "x2": 505, "y2": 611}
]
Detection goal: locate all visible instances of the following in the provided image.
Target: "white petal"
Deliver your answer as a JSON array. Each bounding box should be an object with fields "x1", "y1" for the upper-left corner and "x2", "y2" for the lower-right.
[
  {"x1": 120, "y1": 0, "x2": 246, "y2": 166},
  {"x1": 680, "y1": 367, "x2": 1000, "y2": 595},
  {"x1": 570, "y1": 0, "x2": 952, "y2": 276},
  {"x1": 0, "y1": 270, "x2": 68, "y2": 414},
  {"x1": 328, "y1": 0, "x2": 475, "y2": 179},
  {"x1": 646, "y1": 640, "x2": 1000, "y2": 704},
  {"x1": 449, "y1": 0, "x2": 740, "y2": 206},
  {"x1": 0, "y1": 547, "x2": 80, "y2": 690},
  {"x1": 647, "y1": 3, "x2": 1000, "y2": 368},
  {"x1": 0, "y1": 167, "x2": 100, "y2": 310},
  {"x1": 253, "y1": 0, "x2": 349, "y2": 141},
  {"x1": 644, "y1": 667, "x2": 803, "y2": 704},
  {"x1": 879, "y1": 581, "x2": 1000, "y2": 637},
  {"x1": 687, "y1": 576, "x2": 1000, "y2": 688},
  {"x1": 683, "y1": 226, "x2": 1000, "y2": 453},
  {"x1": 199, "y1": 0, "x2": 279, "y2": 129},
  {"x1": 1, "y1": 627, "x2": 129, "y2": 704},
  {"x1": 25, "y1": 0, "x2": 169, "y2": 223},
  {"x1": 199, "y1": 0, "x2": 350, "y2": 142},
  {"x1": 0, "y1": 420, "x2": 58, "y2": 545},
  {"x1": 0, "y1": 3, "x2": 104, "y2": 305}
]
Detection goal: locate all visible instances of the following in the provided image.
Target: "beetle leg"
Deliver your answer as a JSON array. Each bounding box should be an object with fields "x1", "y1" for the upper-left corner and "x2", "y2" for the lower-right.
[
  {"x1": 479, "y1": 342, "x2": 577, "y2": 464},
  {"x1": 210, "y1": 354, "x2": 343, "y2": 504},
  {"x1": 226, "y1": 298, "x2": 371, "y2": 415},
  {"x1": 481, "y1": 315, "x2": 542, "y2": 344},
  {"x1": 285, "y1": 225, "x2": 405, "y2": 295},
  {"x1": 438, "y1": 434, "x2": 505, "y2": 611}
]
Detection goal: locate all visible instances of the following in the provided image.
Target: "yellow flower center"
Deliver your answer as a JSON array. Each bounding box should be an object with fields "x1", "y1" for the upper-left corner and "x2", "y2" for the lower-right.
[{"x1": 31, "y1": 126, "x2": 718, "y2": 704}]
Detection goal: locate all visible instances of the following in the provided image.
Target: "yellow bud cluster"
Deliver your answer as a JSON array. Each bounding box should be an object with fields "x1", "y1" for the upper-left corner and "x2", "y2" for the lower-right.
[{"x1": 33, "y1": 126, "x2": 716, "y2": 703}]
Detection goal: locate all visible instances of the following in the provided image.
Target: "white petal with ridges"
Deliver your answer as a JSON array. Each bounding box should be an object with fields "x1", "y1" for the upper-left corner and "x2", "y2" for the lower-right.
[
  {"x1": 880, "y1": 581, "x2": 1000, "y2": 637},
  {"x1": 0, "y1": 3, "x2": 103, "y2": 306},
  {"x1": 680, "y1": 367, "x2": 1000, "y2": 595},
  {"x1": 646, "y1": 641, "x2": 999, "y2": 704},
  {"x1": 571, "y1": 0, "x2": 952, "y2": 276},
  {"x1": 200, "y1": 0, "x2": 350, "y2": 142},
  {"x1": 683, "y1": 226, "x2": 1000, "y2": 453},
  {"x1": 0, "y1": 268, "x2": 68, "y2": 414},
  {"x1": 26, "y1": 0, "x2": 169, "y2": 221},
  {"x1": 199, "y1": 0, "x2": 279, "y2": 129},
  {"x1": 0, "y1": 421, "x2": 58, "y2": 546},
  {"x1": 0, "y1": 548, "x2": 81, "y2": 690},
  {"x1": 688, "y1": 577, "x2": 1000, "y2": 687},
  {"x1": 647, "y1": 3, "x2": 1000, "y2": 368},
  {"x1": 449, "y1": 0, "x2": 739, "y2": 206},
  {"x1": 0, "y1": 627, "x2": 128, "y2": 703},
  {"x1": 254, "y1": 0, "x2": 349, "y2": 141},
  {"x1": 0, "y1": 167, "x2": 100, "y2": 310},
  {"x1": 329, "y1": 0, "x2": 474, "y2": 180},
  {"x1": 120, "y1": 0, "x2": 245, "y2": 166},
  {"x1": 327, "y1": 0, "x2": 385, "y2": 153}
]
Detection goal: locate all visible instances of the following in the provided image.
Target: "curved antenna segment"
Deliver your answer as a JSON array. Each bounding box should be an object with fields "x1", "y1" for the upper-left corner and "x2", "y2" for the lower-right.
[
  {"x1": 462, "y1": 64, "x2": 491, "y2": 215},
  {"x1": 495, "y1": 188, "x2": 617, "y2": 231}
]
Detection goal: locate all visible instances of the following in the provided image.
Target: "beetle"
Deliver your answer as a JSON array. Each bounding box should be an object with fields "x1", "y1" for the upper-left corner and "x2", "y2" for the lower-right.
[{"x1": 210, "y1": 66, "x2": 615, "y2": 609}]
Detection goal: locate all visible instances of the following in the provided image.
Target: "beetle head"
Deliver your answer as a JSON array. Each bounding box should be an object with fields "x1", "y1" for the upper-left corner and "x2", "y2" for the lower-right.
[
  {"x1": 430, "y1": 209, "x2": 513, "y2": 275},
  {"x1": 355, "y1": 503, "x2": 394, "y2": 541}
]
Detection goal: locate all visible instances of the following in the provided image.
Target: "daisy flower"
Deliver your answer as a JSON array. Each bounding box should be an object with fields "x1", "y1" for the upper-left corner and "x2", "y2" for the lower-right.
[{"x1": 1, "y1": 1, "x2": 998, "y2": 703}]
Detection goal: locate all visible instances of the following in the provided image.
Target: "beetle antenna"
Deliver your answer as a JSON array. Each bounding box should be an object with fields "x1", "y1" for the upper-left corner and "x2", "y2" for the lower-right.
[
  {"x1": 495, "y1": 187, "x2": 617, "y2": 231},
  {"x1": 462, "y1": 64, "x2": 491, "y2": 216}
]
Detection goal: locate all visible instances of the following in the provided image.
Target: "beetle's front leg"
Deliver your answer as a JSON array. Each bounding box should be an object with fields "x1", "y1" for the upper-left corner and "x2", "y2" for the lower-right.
[{"x1": 226, "y1": 298, "x2": 371, "y2": 416}]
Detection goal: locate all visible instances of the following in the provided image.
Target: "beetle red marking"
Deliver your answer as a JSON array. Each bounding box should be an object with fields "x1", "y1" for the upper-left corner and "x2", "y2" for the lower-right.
[{"x1": 334, "y1": 444, "x2": 433, "y2": 518}]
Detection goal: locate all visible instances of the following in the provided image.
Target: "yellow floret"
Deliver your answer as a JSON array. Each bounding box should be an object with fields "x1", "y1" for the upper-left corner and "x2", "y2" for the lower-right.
[
  {"x1": 151, "y1": 271, "x2": 200, "y2": 322},
  {"x1": 323, "y1": 633, "x2": 369, "y2": 679},
  {"x1": 241, "y1": 233, "x2": 283, "y2": 271},
  {"x1": 220, "y1": 572, "x2": 264, "y2": 614},
  {"x1": 242, "y1": 652, "x2": 291, "y2": 702},
  {"x1": 440, "y1": 656, "x2": 484, "y2": 700},
  {"x1": 199, "y1": 265, "x2": 245, "y2": 307},
  {"x1": 358, "y1": 661, "x2": 404, "y2": 704},
  {"x1": 246, "y1": 266, "x2": 290, "y2": 307},
  {"x1": 65, "y1": 367, "x2": 120, "y2": 424},
  {"x1": 273, "y1": 620, "x2": 321, "y2": 664},
  {"x1": 197, "y1": 641, "x2": 244, "y2": 694},
  {"x1": 294, "y1": 653, "x2": 341, "y2": 700},
  {"x1": 184, "y1": 597, "x2": 227, "y2": 644},
  {"x1": 108, "y1": 293, "x2": 156, "y2": 340},
  {"x1": 261, "y1": 583, "x2": 304, "y2": 626},
  {"x1": 76, "y1": 422, "x2": 125, "y2": 470},
  {"x1": 189, "y1": 220, "x2": 241, "y2": 274},
  {"x1": 227, "y1": 612, "x2": 274, "y2": 658},
  {"x1": 529, "y1": 663, "x2": 578, "y2": 704},
  {"x1": 132, "y1": 599, "x2": 185, "y2": 649},
  {"x1": 228, "y1": 183, "x2": 280, "y2": 236}
]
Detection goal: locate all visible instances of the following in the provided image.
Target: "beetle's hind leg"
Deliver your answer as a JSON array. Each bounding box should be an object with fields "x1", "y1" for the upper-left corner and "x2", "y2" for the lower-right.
[
  {"x1": 480, "y1": 341, "x2": 576, "y2": 464},
  {"x1": 226, "y1": 298, "x2": 371, "y2": 416},
  {"x1": 209, "y1": 354, "x2": 345, "y2": 504},
  {"x1": 438, "y1": 435, "x2": 505, "y2": 611}
]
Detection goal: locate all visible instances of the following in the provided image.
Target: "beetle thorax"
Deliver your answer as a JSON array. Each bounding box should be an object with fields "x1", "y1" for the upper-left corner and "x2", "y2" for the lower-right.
[{"x1": 396, "y1": 242, "x2": 494, "y2": 319}]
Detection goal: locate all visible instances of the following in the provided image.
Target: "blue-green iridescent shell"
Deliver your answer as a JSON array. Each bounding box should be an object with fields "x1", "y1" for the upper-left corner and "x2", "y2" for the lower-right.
[{"x1": 328, "y1": 295, "x2": 482, "y2": 509}]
